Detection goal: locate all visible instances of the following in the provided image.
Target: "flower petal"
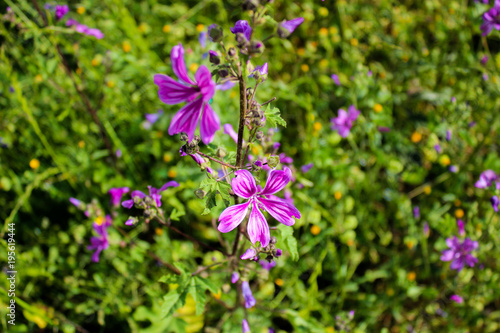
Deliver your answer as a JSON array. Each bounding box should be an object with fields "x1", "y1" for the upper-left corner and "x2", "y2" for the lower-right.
[
  {"x1": 195, "y1": 65, "x2": 216, "y2": 102},
  {"x1": 168, "y1": 97, "x2": 204, "y2": 141},
  {"x1": 200, "y1": 103, "x2": 221, "y2": 144},
  {"x1": 232, "y1": 169, "x2": 258, "y2": 199},
  {"x1": 260, "y1": 167, "x2": 292, "y2": 196},
  {"x1": 171, "y1": 44, "x2": 195, "y2": 85},
  {"x1": 159, "y1": 181, "x2": 180, "y2": 192},
  {"x1": 154, "y1": 74, "x2": 199, "y2": 105},
  {"x1": 247, "y1": 202, "x2": 270, "y2": 247},
  {"x1": 240, "y1": 248, "x2": 257, "y2": 260},
  {"x1": 218, "y1": 201, "x2": 250, "y2": 233},
  {"x1": 259, "y1": 196, "x2": 301, "y2": 226}
]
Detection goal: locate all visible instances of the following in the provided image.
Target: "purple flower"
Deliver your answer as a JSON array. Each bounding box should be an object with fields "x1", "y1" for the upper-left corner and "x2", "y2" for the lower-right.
[
  {"x1": 216, "y1": 81, "x2": 236, "y2": 91},
  {"x1": 108, "y1": 187, "x2": 130, "y2": 207},
  {"x1": 301, "y1": 163, "x2": 314, "y2": 173},
  {"x1": 276, "y1": 249, "x2": 282, "y2": 257},
  {"x1": 446, "y1": 130, "x2": 452, "y2": 141},
  {"x1": 154, "y1": 43, "x2": 219, "y2": 144},
  {"x1": 87, "y1": 215, "x2": 112, "y2": 262},
  {"x1": 116, "y1": 149, "x2": 122, "y2": 158},
  {"x1": 218, "y1": 168, "x2": 301, "y2": 247},
  {"x1": 242, "y1": 319, "x2": 250, "y2": 333},
  {"x1": 451, "y1": 96, "x2": 456, "y2": 103},
  {"x1": 207, "y1": 24, "x2": 223, "y2": 42},
  {"x1": 450, "y1": 295, "x2": 464, "y2": 304},
  {"x1": 278, "y1": 17, "x2": 305, "y2": 38},
  {"x1": 457, "y1": 219, "x2": 465, "y2": 236},
  {"x1": 241, "y1": 248, "x2": 258, "y2": 260},
  {"x1": 259, "y1": 260, "x2": 276, "y2": 270},
  {"x1": 483, "y1": 73, "x2": 489, "y2": 81},
  {"x1": 449, "y1": 165, "x2": 458, "y2": 173},
  {"x1": 480, "y1": 1, "x2": 500, "y2": 36},
  {"x1": 423, "y1": 222, "x2": 430, "y2": 238},
  {"x1": 230, "y1": 20, "x2": 252, "y2": 41},
  {"x1": 241, "y1": 281, "x2": 256, "y2": 308},
  {"x1": 434, "y1": 144, "x2": 442, "y2": 154},
  {"x1": 491, "y1": 195, "x2": 499, "y2": 212},
  {"x1": 331, "y1": 105, "x2": 360, "y2": 138},
  {"x1": 440, "y1": 236, "x2": 479, "y2": 271},
  {"x1": 180, "y1": 149, "x2": 215, "y2": 175},
  {"x1": 66, "y1": 19, "x2": 104, "y2": 39},
  {"x1": 378, "y1": 126, "x2": 391, "y2": 132},
  {"x1": 249, "y1": 63, "x2": 268, "y2": 80},
  {"x1": 231, "y1": 272, "x2": 240, "y2": 284},
  {"x1": 69, "y1": 197, "x2": 83, "y2": 208},
  {"x1": 331, "y1": 74, "x2": 341, "y2": 86},
  {"x1": 55, "y1": 5, "x2": 69, "y2": 20},
  {"x1": 144, "y1": 109, "x2": 163, "y2": 126},
  {"x1": 199, "y1": 31, "x2": 207, "y2": 48},
  {"x1": 122, "y1": 190, "x2": 146, "y2": 209},
  {"x1": 475, "y1": 170, "x2": 498, "y2": 188},
  {"x1": 481, "y1": 55, "x2": 489, "y2": 65},
  {"x1": 413, "y1": 206, "x2": 420, "y2": 219},
  {"x1": 223, "y1": 124, "x2": 237, "y2": 142},
  {"x1": 122, "y1": 182, "x2": 179, "y2": 209}
]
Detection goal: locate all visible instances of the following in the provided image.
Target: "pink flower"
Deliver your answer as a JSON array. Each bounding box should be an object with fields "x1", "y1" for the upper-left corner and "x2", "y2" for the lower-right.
[
  {"x1": 154, "y1": 44, "x2": 219, "y2": 144},
  {"x1": 218, "y1": 168, "x2": 301, "y2": 247},
  {"x1": 108, "y1": 187, "x2": 130, "y2": 207},
  {"x1": 331, "y1": 105, "x2": 360, "y2": 138},
  {"x1": 450, "y1": 294, "x2": 463, "y2": 304},
  {"x1": 441, "y1": 236, "x2": 479, "y2": 271}
]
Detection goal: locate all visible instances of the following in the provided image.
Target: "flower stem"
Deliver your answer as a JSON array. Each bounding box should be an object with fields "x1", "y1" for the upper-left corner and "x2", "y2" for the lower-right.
[
  {"x1": 236, "y1": 70, "x2": 247, "y2": 168},
  {"x1": 197, "y1": 151, "x2": 237, "y2": 169}
]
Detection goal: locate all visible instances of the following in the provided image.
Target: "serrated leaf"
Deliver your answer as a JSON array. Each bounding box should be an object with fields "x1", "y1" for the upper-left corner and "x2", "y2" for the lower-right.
[
  {"x1": 161, "y1": 278, "x2": 191, "y2": 318},
  {"x1": 170, "y1": 208, "x2": 185, "y2": 221},
  {"x1": 189, "y1": 278, "x2": 207, "y2": 315},
  {"x1": 276, "y1": 224, "x2": 299, "y2": 261},
  {"x1": 194, "y1": 276, "x2": 219, "y2": 294},
  {"x1": 265, "y1": 105, "x2": 287, "y2": 128}
]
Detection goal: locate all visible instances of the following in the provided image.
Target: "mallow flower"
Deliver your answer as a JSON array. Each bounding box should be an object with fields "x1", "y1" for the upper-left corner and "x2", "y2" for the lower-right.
[
  {"x1": 277, "y1": 17, "x2": 305, "y2": 38},
  {"x1": 230, "y1": 20, "x2": 252, "y2": 41},
  {"x1": 331, "y1": 105, "x2": 360, "y2": 138},
  {"x1": 480, "y1": 1, "x2": 500, "y2": 36},
  {"x1": 440, "y1": 236, "x2": 479, "y2": 271},
  {"x1": 87, "y1": 215, "x2": 112, "y2": 262},
  {"x1": 154, "y1": 43, "x2": 219, "y2": 144},
  {"x1": 218, "y1": 168, "x2": 301, "y2": 247},
  {"x1": 241, "y1": 281, "x2": 256, "y2": 308},
  {"x1": 122, "y1": 181, "x2": 179, "y2": 209},
  {"x1": 66, "y1": 19, "x2": 104, "y2": 39},
  {"x1": 475, "y1": 170, "x2": 498, "y2": 188},
  {"x1": 108, "y1": 187, "x2": 130, "y2": 207}
]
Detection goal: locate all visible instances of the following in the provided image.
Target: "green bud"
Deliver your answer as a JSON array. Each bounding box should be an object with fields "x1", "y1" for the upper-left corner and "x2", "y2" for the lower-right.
[
  {"x1": 216, "y1": 147, "x2": 227, "y2": 158},
  {"x1": 195, "y1": 188, "x2": 207, "y2": 199},
  {"x1": 267, "y1": 155, "x2": 280, "y2": 169}
]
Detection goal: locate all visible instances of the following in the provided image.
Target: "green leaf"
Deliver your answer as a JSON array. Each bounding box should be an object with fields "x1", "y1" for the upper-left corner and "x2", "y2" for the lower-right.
[
  {"x1": 189, "y1": 277, "x2": 207, "y2": 315},
  {"x1": 161, "y1": 278, "x2": 191, "y2": 318},
  {"x1": 276, "y1": 224, "x2": 299, "y2": 261},
  {"x1": 265, "y1": 105, "x2": 287, "y2": 128},
  {"x1": 169, "y1": 208, "x2": 184, "y2": 221}
]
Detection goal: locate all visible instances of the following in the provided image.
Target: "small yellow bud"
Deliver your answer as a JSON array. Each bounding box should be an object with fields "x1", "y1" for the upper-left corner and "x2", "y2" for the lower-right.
[
  {"x1": 411, "y1": 131, "x2": 422, "y2": 143},
  {"x1": 35, "y1": 74, "x2": 43, "y2": 83},
  {"x1": 95, "y1": 216, "x2": 105, "y2": 226},
  {"x1": 439, "y1": 155, "x2": 451, "y2": 166},
  {"x1": 386, "y1": 288, "x2": 394, "y2": 296},
  {"x1": 454, "y1": 199, "x2": 461, "y2": 207},
  {"x1": 455, "y1": 209, "x2": 464, "y2": 219},
  {"x1": 422, "y1": 48, "x2": 429, "y2": 57},
  {"x1": 212, "y1": 290, "x2": 222, "y2": 300},
  {"x1": 379, "y1": 72, "x2": 386, "y2": 79},
  {"x1": 319, "y1": 27, "x2": 328, "y2": 36},
  {"x1": 350, "y1": 38, "x2": 359, "y2": 46},
  {"x1": 163, "y1": 153, "x2": 172, "y2": 163},
  {"x1": 78, "y1": 140, "x2": 85, "y2": 148},
  {"x1": 423, "y1": 185, "x2": 432, "y2": 195},
  {"x1": 155, "y1": 227, "x2": 164, "y2": 236},
  {"x1": 313, "y1": 122, "x2": 322, "y2": 131},
  {"x1": 319, "y1": 59, "x2": 328, "y2": 68},
  {"x1": 122, "y1": 41, "x2": 131, "y2": 53},
  {"x1": 406, "y1": 241, "x2": 414, "y2": 250},
  {"x1": 329, "y1": 26, "x2": 338, "y2": 34},
  {"x1": 297, "y1": 48, "x2": 306, "y2": 56},
  {"x1": 301, "y1": 64, "x2": 309, "y2": 72},
  {"x1": 346, "y1": 239, "x2": 354, "y2": 247},
  {"x1": 319, "y1": 7, "x2": 329, "y2": 16},
  {"x1": 138, "y1": 23, "x2": 147, "y2": 33},
  {"x1": 189, "y1": 63, "x2": 199, "y2": 72},
  {"x1": 168, "y1": 170, "x2": 177, "y2": 178},
  {"x1": 310, "y1": 225, "x2": 321, "y2": 235},
  {"x1": 374, "y1": 104, "x2": 383, "y2": 113},
  {"x1": 196, "y1": 24, "x2": 205, "y2": 32},
  {"x1": 334, "y1": 191, "x2": 342, "y2": 200},
  {"x1": 106, "y1": 81, "x2": 115, "y2": 88},
  {"x1": 275, "y1": 278, "x2": 284, "y2": 286},
  {"x1": 91, "y1": 58, "x2": 100, "y2": 67},
  {"x1": 76, "y1": 68, "x2": 82, "y2": 75},
  {"x1": 77, "y1": 6, "x2": 85, "y2": 14},
  {"x1": 230, "y1": 90, "x2": 237, "y2": 99},
  {"x1": 29, "y1": 159, "x2": 40, "y2": 170},
  {"x1": 407, "y1": 271, "x2": 416, "y2": 281},
  {"x1": 163, "y1": 25, "x2": 171, "y2": 33}
]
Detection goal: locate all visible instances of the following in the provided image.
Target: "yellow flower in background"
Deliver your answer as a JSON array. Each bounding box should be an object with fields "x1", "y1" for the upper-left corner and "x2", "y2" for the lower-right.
[
  {"x1": 76, "y1": 68, "x2": 82, "y2": 75},
  {"x1": 77, "y1": 6, "x2": 85, "y2": 14},
  {"x1": 350, "y1": 38, "x2": 359, "y2": 46},
  {"x1": 163, "y1": 153, "x2": 172, "y2": 163},
  {"x1": 35, "y1": 74, "x2": 43, "y2": 83},
  {"x1": 454, "y1": 199, "x2": 461, "y2": 207},
  {"x1": 212, "y1": 290, "x2": 222, "y2": 300},
  {"x1": 407, "y1": 271, "x2": 416, "y2": 281},
  {"x1": 455, "y1": 209, "x2": 464, "y2": 219},
  {"x1": 313, "y1": 122, "x2": 322, "y2": 132},
  {"x1": 78, "y1": 140, "x2": 85, "y2": 148},
  {"x1": 386, "y1": 288, "x2": 394, "y2": 296},
  {"x1": 95, "y1": 216, "x2": 105, "y2": 225},
  {"x1": 423, "y1": 185, "x2": 432, "y2": 195},
  {"x1": 346, "y1": 239, "x2": 354, "y2": 246},
  {"x1": 329, "y1": 26, "x2": 338, "y2": 34},
  {"x1": 301, "y1": 64, "x2": 309, "y2": 72},
  {"x1": 334, "y1": 191, "x2": 342, "y2": 200},
  {"x1": 379, "y1": 72, "x2": 386, "y2": 79},
  {"x1": 406, "y1": 241, "x2": 414, "y2": 250},
  {"x1": 422, "y1": 48, "x2": 429, "y2": 57},
  {"x1": 189, "y1": 63, "x2": 199, "y2": 72},
  {"x1": 29, "y1": 159, "x2": 40, "y2": 170},
  {"x1": 168, "y1": 170, "x2": 177, "y2": 178},
  {"x1": 319, "y1": 7, "x2": 329, "y2": 16},
  {"x1": 439, "y1": 155, "x2": 451, "y2": 166},
  {"x1": 319, "y1": 27, "x2": 328, "y2": 36},
  {"x1": 122, "y1": 41, "x2": 131, "y2": 53},
  {"x1": 230, "y1": 90, "x2": 237, "y2": 99},
  {"x1": 319, "y1": 59, "x2": 328, "y2": 68},
  {"x1": 275, "y1": 278, "x2": 284, "y2": 286},
  {"x1": 138, "y1": 23, "x2": 148, "y2": 33},
  {"x1": 163, "y1": 25, "x2": 171, "y2": 33},
  {"x1": 196, "y1": 24, "x2": 205, "y2": 32},
  {"x1": 374, "y1": 104, "x2": 383, "y2": 113},
  {"x1": 91, "y1": 58, "x2": 100, "y2": 67},
  {"x1": 326, "y1": 327, "x2": 335, "y2": 333},
  {"x1": 411, "y1": 131, "x2": 422, "y2": 143},
  {"x1": 310, "y1": 225, "x2": 321, "y2": 235},
  {"x1": 155, "y1": 228, "x2": 163, "y2": 236},
  {"x1": 106, "y1": 81, "x2": 115, "y2": 88},
  {"x1": 297, "y1": 48, "x2": 306, "y2": 56}
]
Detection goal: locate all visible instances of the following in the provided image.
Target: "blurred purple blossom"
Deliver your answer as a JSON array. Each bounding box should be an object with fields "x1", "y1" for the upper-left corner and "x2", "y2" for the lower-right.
[
  {"x1": 331, "y1": 105, "x2": 360, "y2": 138},
  {"x1": 441, "y1": 236, "x2": 479, "y2": 271}
]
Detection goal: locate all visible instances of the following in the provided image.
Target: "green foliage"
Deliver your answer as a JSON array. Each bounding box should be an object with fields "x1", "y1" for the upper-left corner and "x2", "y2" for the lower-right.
[{"x1": 264, "y1": 105, "x2": 287, "y2": 128}]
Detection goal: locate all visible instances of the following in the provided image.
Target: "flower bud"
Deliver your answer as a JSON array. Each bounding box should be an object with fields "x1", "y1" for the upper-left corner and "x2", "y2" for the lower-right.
[
  {"x1": 228, "y1": 47, "x2": 237, "y2": 58},
  {"x1": 193, "y1": 135, "x2": 201, "y2": 144},
  {"x1": 275, "y1": 248, "x2": 282, "y2": 257},
  {"x1": 235, "y1": 33, "x2": 249, "y2": 47},
  {"x1": 216, "y1": 147, "x2": 227, "y2": 158},
  {"x1": 242, "y1": 0, "x2": 259, "y2": 11},
  {"x1": 255, "y1": 131, "x2": 264, "y2": 140},
  {"x1": 218, "y1": 68, "x2": 229, "y2": 78},
  {"x1": 209, "y1": 50, "x2": 220, "y2": 65},
  {"x1": 180, "y1": 132, "x2": 189, "y2": 142},
  {"x1": 195, "y1": 188, "x2": 207, "y2": 199},
  {"x1": 208, "y1": 24, "x2": 223, "y2": 42},
  {"x1": 125, "y1": 216, "x2": 138, "y2": 226},
  {"x1": 249, "y1": 40, "x2": 264, "y2": 55},
  {"x1": 270, "y1": 236, "x2": 277, "y2": 245},
  {"x1": 267, "y1": 155, "x2": 280, "y2": 169}
]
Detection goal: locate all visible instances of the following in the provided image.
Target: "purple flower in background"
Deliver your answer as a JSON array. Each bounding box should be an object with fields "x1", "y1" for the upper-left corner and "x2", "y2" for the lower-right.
[
  {"x1": 491, "y1": 195, "x2": 499, "y2": 212},
  {"x1": 108, "y1": 187, "x2": 130, "y2": 207},
  {"x1": 481, "y1": 55, "x2": 489, "y2": 65},
  {"x1": 457, "y1": 219, "x2": 465, "y2": 236},
  {"x1": 475, "y1": 170, "x2": 498, "y2": 188},
  {"x1": 241, "y1": 281, "x2": 256, "y2": 308},
  {"x1": 446, "y1": 130, "x2": 452, "y2": 141},
  {"x1": 223, "y1": 124, "x2": 239, "y2": 143},
  {"x1": 331, "y1": 105, "x2": 360, "y2": 138},
  {"x1": 66, "y1": 19, "x2": 104, "y2": 39},
  {"x1": 122, "y1": 182, "x2": 179, "y2": 209},
  {"x1": 434, "y1": 144, "x2": 442, "y2": 154},
  {"x1": 116, "y1": 149, "x2": 122, "y2": 158},
  {"x1": 230, "y1": 20, "x2": 252, "y2": 41},
  {"x1": 301, "y1": 163, "x2": 314, "y2": 173},
  {"x1": 199, "y1": 31, "x2": 207, "y2": 48},
  {"x1": 331, "y1": 74, "x2": 341, "y2": 86},
  {"x1": 450, "y1": 295, "x2": 464, "y2": 304},
  {"x1": 469, "y1": 121, "x2": 477, "y2": 127},
  {"x1": 451, "y1": 96, "x2": 456, "y2": 103},
  {"x1": 440, "y1": 236, "x2": 479, "y2": 271},
  {"x1": 413, "y1": 206, "x2": 420, "y2": 219},
  {"x1": 249, "y1": 63, "x2": 268, "y2": 80},
  {"x1": 259, "y1": 260, "x2": 276, "y2": 270},
  {"x1": 241, "y1": 248, "x2": 258, "y2": 260},
  {"x1": 180, "y1": 148, "x2": 215, "y2": 175},
  {"x1": 218, "y1": 168, "x2": 301, "y2": 247},
  {"x1": 483, "y1": 73, "x2": 489, "y2": 81},
  {"x1": 145, "y1": 109, "x2": 163, "y2": 126},
  {"x1": 55, "y1": 4, "x2": 68, "y2": 20},
  {"x1": 69, "y1": 197, "x2": 83, "y2": 208},
  {"x1": 242, "y1": 319, "x2": 250, "y2": 333},
  {"x1": 481, "y1": 1, "x2": 500, "y2": 36},
  {"x1": 216, "y1": 80, "x2": 236, "y2": 91},
  {"x1": 87, "y1": 215, "x2": 112, "y2": 262},
  {"x1": 154, "y1": 43, "x2": 219, "y2": 144},
  {"x1": 378, "y1": 126, "x2": 391, "y2": 132},
  {"x1": 449, "y1": 165, "x2": 458, "y2": 173},
  {"x1": 278, "y1": 17, "x2": 305, "y2": 38},
  {"x1": 423, "y1": 222, "x2": 430, "y2": 238},
  {"x1": 231, "y1": 272, "x2": 240, "y2": 284}
]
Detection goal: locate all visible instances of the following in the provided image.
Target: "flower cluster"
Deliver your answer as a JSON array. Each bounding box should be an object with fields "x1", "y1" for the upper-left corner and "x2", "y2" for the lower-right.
[
  {"x1": 440, "y1": 236, "x2": 479, "y2": 271},
  {"x1": 87, "y1": 215, "x2": 112, "y2": 262}
]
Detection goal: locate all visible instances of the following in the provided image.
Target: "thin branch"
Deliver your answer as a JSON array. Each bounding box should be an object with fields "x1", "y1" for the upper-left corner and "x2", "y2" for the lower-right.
[
  {"x1": 197, "y1": 151, "x2": 238, "y2": 169},
  {"x1": 192, "y1": 259, "x2": 228, "y2": 276},
  {"x1": 261, "y1": 97, "x2": 277, "y2": 106}
]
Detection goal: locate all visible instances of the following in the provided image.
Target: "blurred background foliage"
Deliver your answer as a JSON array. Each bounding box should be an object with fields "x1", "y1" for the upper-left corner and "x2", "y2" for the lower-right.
[{"x1": 1, "y1": 0, "x2": 500, "y2": 332}]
